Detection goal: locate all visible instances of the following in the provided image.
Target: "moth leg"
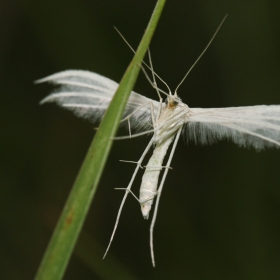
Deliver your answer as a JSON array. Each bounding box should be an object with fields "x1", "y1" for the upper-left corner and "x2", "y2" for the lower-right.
[
  {"x1": 119, "y1": 160, "x2": 144, "y2": 169},
  {"x1": 147, "y1": 49, "x2": 162, "y2": 101},
  {"x1": 140, "y1": 49, "x2": 171, "y2": 101},
  {"x1": 114, "y1": 188, "x2": 140, "y2": 202},
  {"x1": 113, "y1": 129, "x2": 155, "y2": 140},
  {"x1": 103, "y1": 137, "x2": 154, "y2": 259},
  {"x1": 149, "y1": 127, "x2": 182, "y2": 267},
  {"x1": 120, "y1": 101, "x2": 150, "y2": 137},
  {"x1": 115, "y1": 188, "x2": 158, "y2": 205}
]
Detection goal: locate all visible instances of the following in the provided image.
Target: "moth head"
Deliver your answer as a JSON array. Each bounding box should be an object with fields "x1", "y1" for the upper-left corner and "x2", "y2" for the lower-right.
[{"x1": 165, "y1": 95, "x2": 181, "y2": 109}]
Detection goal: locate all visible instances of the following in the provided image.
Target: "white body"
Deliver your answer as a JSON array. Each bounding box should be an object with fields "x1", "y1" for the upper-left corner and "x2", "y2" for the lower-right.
[
  {"x1": 140, "y1": 133, "x2": 174, "y2": 218},
  {"x1": 139, "y1": 97, "x2": 189, "y2": 218}
]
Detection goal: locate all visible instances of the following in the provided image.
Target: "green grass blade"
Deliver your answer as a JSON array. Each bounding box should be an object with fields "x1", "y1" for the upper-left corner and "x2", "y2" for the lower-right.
[{"x1": 35, "y1": 0, "x2": 166, "y2": 279}]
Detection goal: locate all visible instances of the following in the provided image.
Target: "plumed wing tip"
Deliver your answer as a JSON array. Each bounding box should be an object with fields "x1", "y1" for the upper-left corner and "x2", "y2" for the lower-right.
[
  {"x1": 39, "y1": 95, "x2": 51, "y2": 105},
  {"x1": 34, "y1": 70, "x2": 90, "y2": 84}
]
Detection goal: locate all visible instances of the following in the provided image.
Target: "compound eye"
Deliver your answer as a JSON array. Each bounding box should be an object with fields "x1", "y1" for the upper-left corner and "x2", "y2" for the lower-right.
[{"x1": 165, "y1": 98, "x2": 168, "y2": 104}]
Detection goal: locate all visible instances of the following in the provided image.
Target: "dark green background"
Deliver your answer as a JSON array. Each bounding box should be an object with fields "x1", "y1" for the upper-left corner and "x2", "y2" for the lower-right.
[{"x1": 1, "y1": 0, "x2": 280, "y2": 279}]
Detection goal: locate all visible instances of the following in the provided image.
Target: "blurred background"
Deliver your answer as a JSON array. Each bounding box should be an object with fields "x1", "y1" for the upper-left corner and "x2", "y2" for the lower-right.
[{"x1": 1, "y1": 0, "x2": 280, "y2": 279}]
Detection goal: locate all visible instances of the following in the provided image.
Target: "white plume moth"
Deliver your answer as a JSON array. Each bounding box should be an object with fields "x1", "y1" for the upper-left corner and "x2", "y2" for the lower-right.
[{"x1": 37, "y1": 16, "x2": 280, "y2": 266}]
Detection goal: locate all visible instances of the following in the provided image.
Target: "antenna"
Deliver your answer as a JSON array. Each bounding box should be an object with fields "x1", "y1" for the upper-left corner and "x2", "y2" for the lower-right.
[
  {"x1": 174, "y1": 14, "x2": 228, "y2": 96},
  {"x1": 114, "y1": 27, "x2": 171, "y2": 96}
]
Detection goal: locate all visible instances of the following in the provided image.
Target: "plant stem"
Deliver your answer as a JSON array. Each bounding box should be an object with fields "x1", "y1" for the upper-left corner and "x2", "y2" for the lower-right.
[{"x1": 34, "y1": 0, "x2": 166, "y2": 279}]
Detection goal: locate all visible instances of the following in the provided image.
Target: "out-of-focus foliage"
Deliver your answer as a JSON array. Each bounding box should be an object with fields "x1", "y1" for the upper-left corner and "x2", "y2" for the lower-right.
[{"x1": 1, "y1": 1, "x2": 280, "y2": 279}]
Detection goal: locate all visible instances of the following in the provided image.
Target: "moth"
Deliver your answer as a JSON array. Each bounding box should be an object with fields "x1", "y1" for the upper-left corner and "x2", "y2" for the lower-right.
[{"x1": 37, "y1": 17, "x2": 280, "y2": 266}]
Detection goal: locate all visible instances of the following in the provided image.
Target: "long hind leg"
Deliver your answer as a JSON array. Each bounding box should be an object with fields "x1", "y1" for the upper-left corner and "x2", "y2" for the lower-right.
[
  {"x1": 103, "y1": 137, "x2": 154, "y2": 258},
  {"x1": 149, "y1": 127, "x2": 182, "y2": 266}
]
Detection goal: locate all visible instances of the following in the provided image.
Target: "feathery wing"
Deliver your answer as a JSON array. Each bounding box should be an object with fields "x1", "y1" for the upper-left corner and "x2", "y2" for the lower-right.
[
  {"x1": 37, "y1": 70, "x2": 280, "y2": 149},
  {"x1": 187, "y1": 106, "x2": 280, "y2": 149},
  {"x1": 36, "y1": 70, "x2": 159, "y2": 132}
]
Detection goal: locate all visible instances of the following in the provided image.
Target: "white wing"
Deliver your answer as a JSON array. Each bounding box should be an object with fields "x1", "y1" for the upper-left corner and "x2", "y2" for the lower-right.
[
  {"x1": 37, "y1": 70, "x2": 159, "y2": 132},
  {"x1": 187, "y1": 106, "x2": 280, "y2": 149},
  {"x1": 37, "y1": 70, "x2": 280, "y2": 149}
]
